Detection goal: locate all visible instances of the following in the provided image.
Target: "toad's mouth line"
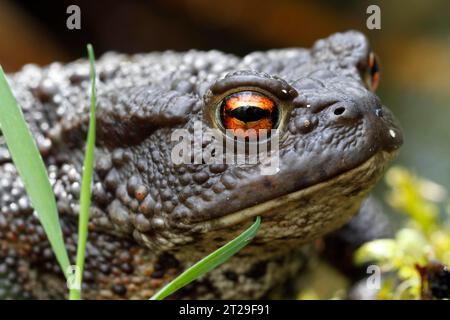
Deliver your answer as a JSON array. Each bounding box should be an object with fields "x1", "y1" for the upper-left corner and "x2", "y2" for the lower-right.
[{"x1": 190, "y1": 149, "x2": 398, "y2": 233}]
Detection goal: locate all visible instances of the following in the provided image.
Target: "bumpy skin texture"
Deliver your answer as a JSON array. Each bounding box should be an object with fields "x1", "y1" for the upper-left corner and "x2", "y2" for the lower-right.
[{"x1": 0, "y1": 31, "x2": 402, "y2": 299}]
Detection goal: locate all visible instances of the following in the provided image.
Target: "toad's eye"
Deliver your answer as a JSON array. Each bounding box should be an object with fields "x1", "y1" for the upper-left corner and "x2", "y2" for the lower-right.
[
  {"x1": 220, "y1": 91, "x2": 279, "y2": 138},
  {"x1": 366, "y1": 52, "x2": 380, "y2": 92}
]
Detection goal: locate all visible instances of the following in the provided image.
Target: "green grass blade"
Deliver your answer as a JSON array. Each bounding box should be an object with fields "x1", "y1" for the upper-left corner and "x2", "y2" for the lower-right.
[
  {"x1": 0, "y1": 67, "x2": 71, "y2": 276},
  {"x1": 150, "y1": 216, "x2": 261, "y2": 300},
  {"x1": 69, "y1": 44, "x2": 97, "y2": 300}
]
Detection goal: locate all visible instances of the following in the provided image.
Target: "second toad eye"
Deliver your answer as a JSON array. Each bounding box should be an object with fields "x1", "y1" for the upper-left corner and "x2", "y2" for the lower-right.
[
  {"x1": 366, "y1": 52, "x2": 380, "y2": 92},
  {"x1": 220, "y1": 91, "x2": 279, "y2": 138}
]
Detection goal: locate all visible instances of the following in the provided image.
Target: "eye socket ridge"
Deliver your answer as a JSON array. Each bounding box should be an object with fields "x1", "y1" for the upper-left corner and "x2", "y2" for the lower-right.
[{"x1": 209, "y1": 71, "x2": 298, "y2": 101}]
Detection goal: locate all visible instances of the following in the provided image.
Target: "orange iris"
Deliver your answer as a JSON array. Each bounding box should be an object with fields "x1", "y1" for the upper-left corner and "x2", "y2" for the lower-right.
[{"x1": 221, "y1": 91, "x2": 277, "y2": 138}]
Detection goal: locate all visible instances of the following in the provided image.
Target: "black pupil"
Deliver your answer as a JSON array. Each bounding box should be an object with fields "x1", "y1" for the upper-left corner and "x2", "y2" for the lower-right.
[{"x1": 226, "y1": 106, "x2": 270, "y2": 122}]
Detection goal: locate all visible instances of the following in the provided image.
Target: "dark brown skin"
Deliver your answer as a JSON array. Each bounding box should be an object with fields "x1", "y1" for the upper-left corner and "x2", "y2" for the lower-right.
[{"x1": 0, "y1": 31, "x2": 402, "y2": 299}]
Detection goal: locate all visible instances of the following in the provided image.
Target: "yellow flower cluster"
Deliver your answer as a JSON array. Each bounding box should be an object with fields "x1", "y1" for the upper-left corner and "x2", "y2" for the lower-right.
[{"x1": 355, "y1": 166, "x2": 450, "y2": 299}]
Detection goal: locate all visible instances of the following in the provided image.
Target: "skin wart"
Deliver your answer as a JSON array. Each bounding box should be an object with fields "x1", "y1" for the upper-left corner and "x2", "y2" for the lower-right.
[{"x1": 0, "y1": 31, "x2": 402, "y2": 299}]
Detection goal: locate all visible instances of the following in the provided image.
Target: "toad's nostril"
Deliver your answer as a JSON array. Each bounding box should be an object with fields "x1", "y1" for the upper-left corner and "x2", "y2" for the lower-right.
[
  {"x1": 330, "y1": 103, "x2": 361, "y2": 122},
  {"x1": 333, "y1": 107, "x2": 346, "y2": 116}
]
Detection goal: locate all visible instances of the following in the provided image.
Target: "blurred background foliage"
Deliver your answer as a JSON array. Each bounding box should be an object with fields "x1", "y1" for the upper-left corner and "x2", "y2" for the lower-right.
[{"x1": 355, "y1": 167, "x2": 450, "y2": 299}]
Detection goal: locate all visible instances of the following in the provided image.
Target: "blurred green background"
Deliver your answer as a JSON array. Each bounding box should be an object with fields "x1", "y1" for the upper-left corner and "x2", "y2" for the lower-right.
[{"x1": 1, "y1": 0, "x2": 449, "y2": 191}]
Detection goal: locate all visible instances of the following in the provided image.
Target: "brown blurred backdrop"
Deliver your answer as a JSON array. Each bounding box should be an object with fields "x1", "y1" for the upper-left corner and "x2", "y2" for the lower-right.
[{"x1": 1, "y1": 0, "x2": 450, "y2": 190}]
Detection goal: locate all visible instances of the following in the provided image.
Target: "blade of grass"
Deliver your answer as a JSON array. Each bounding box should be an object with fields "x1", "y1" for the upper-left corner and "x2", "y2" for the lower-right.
[
  {"x1": 69, "y1": 44, "x2": 97, "y2": 300},
  {"x1": 0, "y1": 67, "x2": 71, "y2": 276},
  {"x1": 150, "y1": 216, "x2": 261, "y2": 300}
]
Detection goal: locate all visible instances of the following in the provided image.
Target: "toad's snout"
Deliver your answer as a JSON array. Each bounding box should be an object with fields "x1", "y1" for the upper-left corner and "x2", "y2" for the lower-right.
[
  {"x1": 369, "y1": 104, "x2": 403, "y2": 152},
  {"x1": 326, "y1": 97, "x2": 403, "y2": 153},
  {"x1": 375, "y1": 106, "x2": 403, "y2": 152}
]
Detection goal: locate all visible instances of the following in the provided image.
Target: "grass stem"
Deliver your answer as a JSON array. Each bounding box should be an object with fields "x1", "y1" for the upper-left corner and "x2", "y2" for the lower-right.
[{"x1": 69, "y1": 44, "x2": 97, "y2": 300}]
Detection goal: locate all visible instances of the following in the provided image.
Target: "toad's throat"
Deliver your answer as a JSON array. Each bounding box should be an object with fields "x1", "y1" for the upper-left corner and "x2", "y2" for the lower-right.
[{"x1": 189, "y1": 150, "x2": 397, "y2": 240}]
